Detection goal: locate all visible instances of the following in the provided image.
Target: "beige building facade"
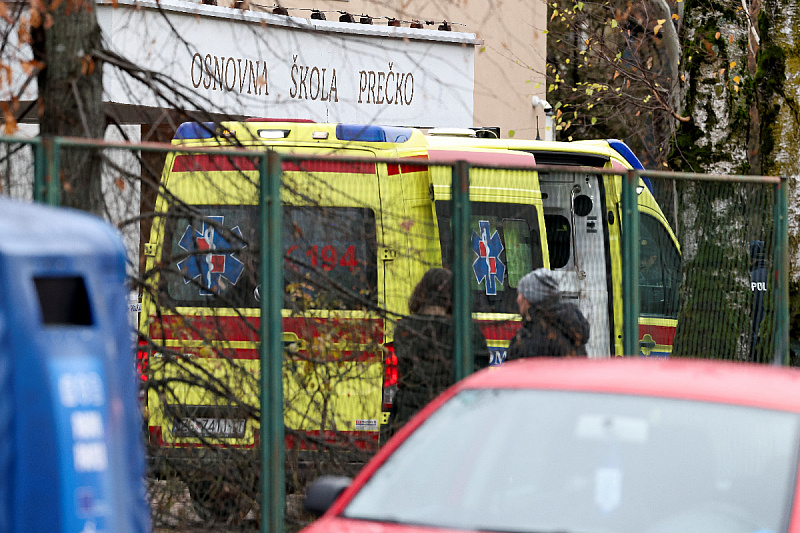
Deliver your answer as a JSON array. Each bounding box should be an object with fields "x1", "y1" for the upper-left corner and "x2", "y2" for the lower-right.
[{"x1": 245, "y1": 0, "x2": 550, "y2": 140}]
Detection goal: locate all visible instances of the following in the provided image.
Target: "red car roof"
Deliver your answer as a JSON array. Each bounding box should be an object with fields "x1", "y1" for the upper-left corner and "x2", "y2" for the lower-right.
[{"x1": 455, "y1": 357, "x2": 800, "y2": 413}]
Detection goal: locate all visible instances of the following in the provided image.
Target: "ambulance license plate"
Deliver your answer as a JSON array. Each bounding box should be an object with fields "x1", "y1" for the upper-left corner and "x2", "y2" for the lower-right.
[{"x1": 173, "y1": 417, "x2": 246, "y2": 438}]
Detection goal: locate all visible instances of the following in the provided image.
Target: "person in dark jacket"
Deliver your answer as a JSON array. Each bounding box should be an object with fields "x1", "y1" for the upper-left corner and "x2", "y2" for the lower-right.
[
  {"x1": 506, "y1": 268, "x2": 589, "y2": 359},
  {"x1": 392, "y1": 268, "x2": 489, "y2": 428},
  {"x1": 749, "y1": 240, "x2": 767, "y2": 360}
]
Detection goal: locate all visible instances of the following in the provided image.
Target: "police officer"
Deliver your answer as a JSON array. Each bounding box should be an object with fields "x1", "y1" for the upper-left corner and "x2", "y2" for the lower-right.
[{"x1": 750, "y1": 240, "x2": 767, "y2": 359}]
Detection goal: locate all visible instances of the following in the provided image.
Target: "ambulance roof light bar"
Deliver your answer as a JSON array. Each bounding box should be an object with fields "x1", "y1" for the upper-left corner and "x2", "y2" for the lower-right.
[
  {"x1": 607, "y1": 139, "x2": 653, "y2": 193},
  {"x1": 336, "y1": 124, "x2": 412, "y2": 143},
  {"x1": 174, "y1": 121, "x2": 218, "y2": 140},
  {"x1": 174, "y1": 121, "x2": 412, "y2": 143},
  {"x1": 174, "y1": 119, "x2": 317, "y2": 140}
]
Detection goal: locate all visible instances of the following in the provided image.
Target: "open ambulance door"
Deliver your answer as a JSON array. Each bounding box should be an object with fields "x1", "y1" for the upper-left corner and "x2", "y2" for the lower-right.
[{"x1": 533, "y1": 151, "x2": 615, "y2": 358}]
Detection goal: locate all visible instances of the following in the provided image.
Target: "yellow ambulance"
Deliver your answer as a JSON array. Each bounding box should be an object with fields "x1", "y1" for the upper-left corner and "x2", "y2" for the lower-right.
[
  {"x1": 425, "y1": 132, "x2": 681, "y2": 357},
  {"x1": 138, "y1": 120, "x2": 547, "y2": 517}
]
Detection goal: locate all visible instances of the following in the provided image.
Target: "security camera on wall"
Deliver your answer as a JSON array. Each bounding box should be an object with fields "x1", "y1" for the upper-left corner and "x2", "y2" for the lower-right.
[
  {"x1": 531, "y1": 96, "x2": 552, "y2": 114},
  {"x1": 531, "y1": 96, "x2": 554, "y2": 141}
]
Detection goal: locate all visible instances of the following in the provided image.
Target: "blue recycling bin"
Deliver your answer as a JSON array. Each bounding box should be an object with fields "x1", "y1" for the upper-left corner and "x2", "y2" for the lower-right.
[{"x1": 0, "y1": 198, "x2": 149, "y2": 533}]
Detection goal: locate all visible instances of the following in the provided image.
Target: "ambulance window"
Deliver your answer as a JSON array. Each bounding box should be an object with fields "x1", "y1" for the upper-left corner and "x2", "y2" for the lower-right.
[
  {"x1": 283, "y1": 206, "x2": 378, "y2": 310},
  {"x1": 164, "y1": 205, "x2": 258, "y2": 308},
  {"x1": 504, "y1": 219, "x2": 535, "y2": 287},
  {"x1": 436, "y1": 201, "x2": 544, "y2": 314},
  {"x1": 544, "y1": 214, "x2": 571, "y2": 269},
  {"x1": 639, "y1": 214, "x2": 680, "y2": 318},
  {"x1": 162, "y1": 205, "x2": 377, "y2": 310}
]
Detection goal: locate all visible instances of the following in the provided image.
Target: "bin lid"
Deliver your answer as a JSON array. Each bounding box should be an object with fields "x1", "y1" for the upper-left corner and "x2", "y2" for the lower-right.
[{"x1": 0, "y1": 198, "x2": 125, "y2": 259}]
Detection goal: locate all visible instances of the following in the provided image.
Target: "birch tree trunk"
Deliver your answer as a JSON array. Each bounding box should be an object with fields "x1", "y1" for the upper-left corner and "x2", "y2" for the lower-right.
[
  {"x1": 669, "y1": 0, "x2": 786, "y2": 360},
  {"x1": 763, "y1": 0, "x2": 800, "y2": 356}
]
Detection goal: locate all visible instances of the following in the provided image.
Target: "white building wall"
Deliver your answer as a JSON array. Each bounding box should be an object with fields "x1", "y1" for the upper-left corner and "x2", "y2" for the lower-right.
[{"x1": 98, "y1": 0, "x2": 477, "y2": 127}]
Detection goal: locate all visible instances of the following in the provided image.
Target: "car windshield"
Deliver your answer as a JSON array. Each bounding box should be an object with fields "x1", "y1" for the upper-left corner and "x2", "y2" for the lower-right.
[{"x1": 343, "y1": 389, "x2": 800, "y2": 533}]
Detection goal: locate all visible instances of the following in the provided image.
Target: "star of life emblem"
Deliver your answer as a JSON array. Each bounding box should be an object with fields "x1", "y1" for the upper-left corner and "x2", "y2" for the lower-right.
[
  {"x1": 472, "y1": 220, "x2": 505, "y2": 296},
  {"x1": 177, "y1": 216, "x2": 245, "y2": 295}
]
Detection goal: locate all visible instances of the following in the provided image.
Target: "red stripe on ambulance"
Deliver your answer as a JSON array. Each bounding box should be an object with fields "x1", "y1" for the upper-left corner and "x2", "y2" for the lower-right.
[{"x1": 172, "y1": 154, "x2": 376, "y2": 175}]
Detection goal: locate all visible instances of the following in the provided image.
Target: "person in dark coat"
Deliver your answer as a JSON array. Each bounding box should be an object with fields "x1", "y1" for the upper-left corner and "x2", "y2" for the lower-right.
[
  {"x1": 392, "y1": 268, "x2": 489, "y2": 428},
  {"x1": 749, "y1": 240, "x2": 767, "y2": 360},
  {"x1": 506, "y1": 268, "x2": 589, "y2": 359}
]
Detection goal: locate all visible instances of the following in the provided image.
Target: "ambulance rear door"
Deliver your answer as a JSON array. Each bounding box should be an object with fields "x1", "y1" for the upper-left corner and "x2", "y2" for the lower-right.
[
  {"x1": 274, "y1": 144, "x2": 389, "y2": 443},
  {"x1": 531, "y1": 150, "x2": 615, "y2": 357}
]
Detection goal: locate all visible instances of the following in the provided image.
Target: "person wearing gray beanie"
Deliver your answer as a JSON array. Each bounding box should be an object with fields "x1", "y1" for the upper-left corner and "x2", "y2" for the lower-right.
[
  {"x1": 516, "y1": 268, "x2": 560, "y2": 311},
  {"x1": 507, "y1": 268, "x2": 589, "y2": 359}
]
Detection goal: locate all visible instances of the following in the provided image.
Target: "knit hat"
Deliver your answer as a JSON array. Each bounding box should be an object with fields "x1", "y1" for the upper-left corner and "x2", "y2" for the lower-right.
[{"x1": 517, "y1": 268, "x2": 560, "y2": 305}]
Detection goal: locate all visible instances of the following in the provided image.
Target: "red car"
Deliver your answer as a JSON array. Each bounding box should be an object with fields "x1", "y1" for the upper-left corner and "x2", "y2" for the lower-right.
[{"x1": 302, "y1": 357, "x2": 800, "y2": 533}]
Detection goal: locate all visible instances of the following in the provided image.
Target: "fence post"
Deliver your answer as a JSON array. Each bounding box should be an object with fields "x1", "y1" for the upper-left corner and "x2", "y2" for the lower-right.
[
  {"x1": 32, "y1": 138, "x2": 46, "y2": 203},
  {"x1": 622, "y1": 169, "x2": 640, "y2": 356},
  {"x1": 41, "y1": 136, "x2": 61, "y2": 206},
  {"x1": 772, "y1": 177, "x2": 789, "y2": 366},
  {"x1": 452, "y1": 161, "x2": 473, "y2": 381},
  {"x1": 260, "y1": 150, "x2": 285, "y2": 533}
]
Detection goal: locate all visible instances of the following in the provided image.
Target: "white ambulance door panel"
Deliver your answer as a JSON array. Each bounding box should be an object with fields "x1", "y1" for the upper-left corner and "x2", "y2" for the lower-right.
[{"x1": 539, "y1": 171, "x2": 611, "y2": 357}]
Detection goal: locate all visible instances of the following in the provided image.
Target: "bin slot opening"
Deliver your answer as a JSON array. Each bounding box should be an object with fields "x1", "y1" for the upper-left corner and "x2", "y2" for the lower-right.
[{"x1": 34, "y1": 276, "x2": 94, "y2": 326}]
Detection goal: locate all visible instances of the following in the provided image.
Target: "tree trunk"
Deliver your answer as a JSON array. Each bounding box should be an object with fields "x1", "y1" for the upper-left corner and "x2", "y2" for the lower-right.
[
  {"x1": 669, "y1": 0, "x2": 787, "y2": 360},
  {"x1": 32, "y1": 0, "x2": 105, "y2": 214},
  {"x1": 763, "y1": 0, "x2": 800, "y2": 357}
]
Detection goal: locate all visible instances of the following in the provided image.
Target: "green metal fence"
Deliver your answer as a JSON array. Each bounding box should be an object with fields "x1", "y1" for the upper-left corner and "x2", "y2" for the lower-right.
[
  {"x1": 632, "y1": 169, "x2": 789, "y2": 364},
  {"x1": 0, "y1": 134, "x2": 789, "y2": 532}
]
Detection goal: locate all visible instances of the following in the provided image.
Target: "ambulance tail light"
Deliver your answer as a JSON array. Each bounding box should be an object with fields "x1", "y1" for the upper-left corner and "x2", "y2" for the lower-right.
[
  {"x1": 383, "y1": 343, "x2": 398, "y2": 409},
  {"x1": 137, "y1": 337, "x2": 150, "y2": 382}
]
